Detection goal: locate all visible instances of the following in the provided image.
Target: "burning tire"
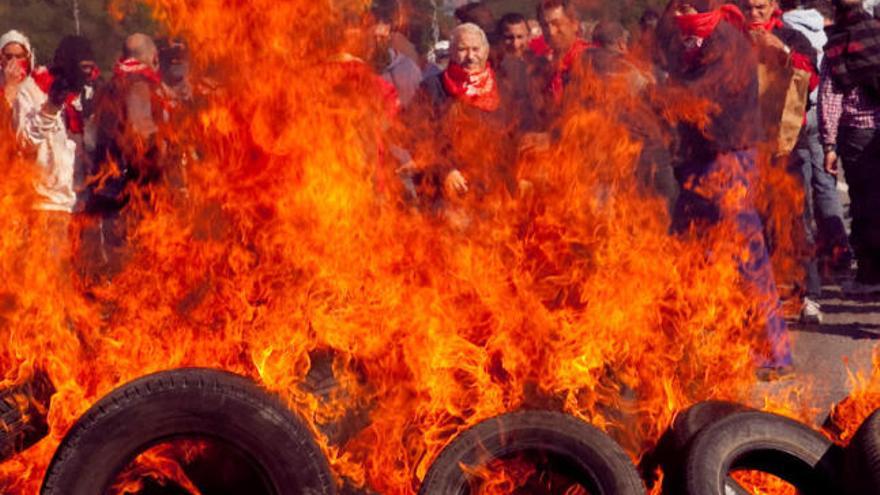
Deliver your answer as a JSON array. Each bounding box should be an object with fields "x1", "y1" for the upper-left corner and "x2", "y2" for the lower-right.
[
  {"x1": 0, "y1": 370, "x2": 54, "y2": 462},
  {"x1": 843, "y1": 408, "x2": 880, "y2": 494},
  {"x1": 682, "y1": 410, "x2": 841, "y2": 495},
  {"x1": 642, "y1": 401, "x2": 749, "y2": 495},
  {"x1": 40, "y1": 368, "x2": 336, "y2": 495},
  {"x1": 418, "y1": 410, "x2": 646, "y2": 495}
]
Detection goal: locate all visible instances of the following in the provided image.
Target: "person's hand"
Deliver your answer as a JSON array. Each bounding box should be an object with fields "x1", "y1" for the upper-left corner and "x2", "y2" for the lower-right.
[
  {"x1": 3, "y1": 58, "x2": 26, "y2": 85},
  {"x1": 444, "y1": 169, "x2": 468, "y2": 195},
  {"x1": 48, "y1": 75, "x2": 73, "y2": 109},
  {"x1": 824, "y1": 150, "x2": 839, "y2": 175}
]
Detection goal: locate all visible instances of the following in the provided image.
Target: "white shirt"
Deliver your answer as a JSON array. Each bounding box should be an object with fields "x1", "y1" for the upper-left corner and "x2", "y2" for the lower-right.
[{"x1": 12, "y1": 77, "x2": 77, "y2": 212}]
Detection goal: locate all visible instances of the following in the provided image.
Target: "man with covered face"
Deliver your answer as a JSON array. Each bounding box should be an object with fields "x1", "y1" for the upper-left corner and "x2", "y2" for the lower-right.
[
  {"x1": 1, "y1": 30, "x2": 34, "y2": 108},
  {"x1": 660, "y1": 0, "x2": 794, "y2": 379},
  {"x1": 12, "y1": 35, "x2": 99, "y2": 267},
  {"x1": 411, "y1": 23, "x2": 515, "y2": 221}
]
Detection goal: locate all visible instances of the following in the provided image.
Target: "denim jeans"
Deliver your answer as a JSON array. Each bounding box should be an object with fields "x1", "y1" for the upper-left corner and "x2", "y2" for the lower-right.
[
  {"x1": 790, "y1": 108, "x2": 846, "y2": 297},
  {"x1": 674, "y1": 150, "x2": 793, "y2": 367}
]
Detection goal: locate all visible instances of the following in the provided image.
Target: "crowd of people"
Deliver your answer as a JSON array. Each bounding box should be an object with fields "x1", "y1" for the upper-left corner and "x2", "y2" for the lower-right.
[{"x1": 1, "y1": 0, "x2": 879, "y2": 381}]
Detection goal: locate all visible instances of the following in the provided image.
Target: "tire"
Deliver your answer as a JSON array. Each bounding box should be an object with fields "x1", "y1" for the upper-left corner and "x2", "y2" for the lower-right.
[
  {"x1": 683, "y1": 410, "x2": 842, "y2": 495},
  {"x1": 0, "y1": 369, "x2": 54, "y2": 461},
  {"x1": 418, "y1": 410, "x2": 645, "y2": 495},
  {"x1": 641, "y1": 401, "x2": 750, "y2": 494},
  {"x1": 844, "y1": 408, "x2": 880, "y2": 494},
  {"x1": 41, "y1": 368, "x2": 336, "y2": 495}
]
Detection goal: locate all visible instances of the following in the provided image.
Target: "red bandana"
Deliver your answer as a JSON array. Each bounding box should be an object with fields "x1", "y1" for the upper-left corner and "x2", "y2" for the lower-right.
[
  {"x1": 548, "y1": 38, "x2": 591, "y2": 102},
  {"x1": 749, "y1": 9, "x2": 784, "y2": 32},
  {"x1": 442, "y1": 62, "x2": 500, "y2": 112},
  {"x1": 675, "y1": 4, "x2": 746, "y2": 39},
  {"x1": 113, "y1": 58, "x2": 162, "y2": 84}
]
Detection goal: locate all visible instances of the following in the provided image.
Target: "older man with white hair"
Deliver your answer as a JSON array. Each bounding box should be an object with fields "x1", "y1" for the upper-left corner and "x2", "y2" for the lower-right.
[{"x1": 413, "y1": 22, "x2": 512, "y2": 204}]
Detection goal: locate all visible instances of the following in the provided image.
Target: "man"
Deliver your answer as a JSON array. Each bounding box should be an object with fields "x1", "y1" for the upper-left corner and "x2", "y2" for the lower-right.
[
  {"x1": 1, "y1": 30, "x2": 34, "y2": 108},
  {"x1": 499, "y1": 13, "x2": 531, "y2": 59},
  {"x1": 820, "y1": 0, "x2": 880, "y2": 294},
  {"x1": 537, "y1": 0, "x2": 591, "y2": 103},
  {"x1": 583, "y1": 21, "x2": 677, "y2": 215},
  {"x1": 13, "y1": 36, "x2": 97, "y2": 265},
  {"x1": 89, "y1": 34, "x2": 170, "y2": 273},
  {"x1": 779, "y1": 0, "x2": 852, "y2": 321},
  {"x1": 496, "y1": 13, "x2": 543, "y2": 132},
  {"x1": 412, "y1": 23, "x2": 514, "y2": 221},
  {"x1": 662, "y1": 0, "x2": 794, "y2": 379},
  {"x1": 369, "y1": 4, "x2": 422, "y2": 107},
  {"x1": 743, "y1": 0, "x2": 826, "y2": 322}
]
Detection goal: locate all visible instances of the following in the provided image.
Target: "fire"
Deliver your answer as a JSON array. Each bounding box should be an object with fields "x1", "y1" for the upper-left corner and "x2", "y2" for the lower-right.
[
  {"x1": 0, "y1": 1, "x2": 870, "y2": 494},
  {"x1": 731, "y1": 471, "x2": 797, "y2": 495}
]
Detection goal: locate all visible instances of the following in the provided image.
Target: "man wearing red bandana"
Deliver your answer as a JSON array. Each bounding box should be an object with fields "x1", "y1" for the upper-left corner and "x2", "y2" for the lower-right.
[
  {"x1": 87, "y1": 34, "x2": 171, "y2": 275},
  {"x1": 411, "y1": 23, "x2": 514, "y2": 223},
  {"x1": 744, "y1": 0, "x2": 818, "y2": 146},
  {"x1": 744, "y1": 0, "x2": 823, "y2": 324},
  {"x1": 661, "y1": 0, "x2": 794, "y2": 380},
  {"x1": 90, "y1": 33, "x2": 167, "y2": 215},
  {"x1": 536, "y1": 0, "x2": 591, "y2": 105}
]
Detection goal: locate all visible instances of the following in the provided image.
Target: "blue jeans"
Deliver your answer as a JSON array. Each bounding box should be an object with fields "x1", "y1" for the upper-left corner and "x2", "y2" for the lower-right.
[
  {"x1": 792, "y1": 108, "x2": 849, "y2": 261},
  {"x1": 674, "y1": 150, "x2": 793, "y2": 367}
]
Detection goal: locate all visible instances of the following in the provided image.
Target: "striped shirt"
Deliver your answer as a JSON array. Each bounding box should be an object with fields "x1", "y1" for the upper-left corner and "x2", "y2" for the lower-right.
[{"x1": 818, "y1": 63, "x2": 880, "y2": 146}]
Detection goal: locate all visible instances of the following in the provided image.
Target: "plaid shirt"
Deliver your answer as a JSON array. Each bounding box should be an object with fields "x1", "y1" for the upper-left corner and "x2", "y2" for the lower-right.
[{"x1": 818, "y1": 63, "x2": 880, "y2": 146}]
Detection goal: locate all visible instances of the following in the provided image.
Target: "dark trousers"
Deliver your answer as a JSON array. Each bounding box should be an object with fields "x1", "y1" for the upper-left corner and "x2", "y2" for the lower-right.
[{"x1": 839, "y1": 127, "x2": 880, "y2": 284}]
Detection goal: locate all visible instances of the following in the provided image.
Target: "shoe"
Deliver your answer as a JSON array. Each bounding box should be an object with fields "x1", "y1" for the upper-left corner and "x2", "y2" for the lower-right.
[
  {"x1": 799, "y1": 298, "x2": 823, "y2": 324},
  {"x1": 756, "y1": 365, "x2": 796, "y2": 382}
]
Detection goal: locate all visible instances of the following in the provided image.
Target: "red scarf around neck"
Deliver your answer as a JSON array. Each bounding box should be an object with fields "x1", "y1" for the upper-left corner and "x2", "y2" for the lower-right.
[
  {"x1": 749, "y1": 9, "x2": 784, "y2": 32},
  {"x1": 113, "y1": 58, "x2": 162, "y2": 84},
  {"x1": 442, "y1": 62, "x2": 500, "y2": 112},
  {"x1": 675, "y1": 4, "x2": 746, "y2": 39},
  {"x1": 548, "y1": 38, "x2": 591, "y2": 102}
]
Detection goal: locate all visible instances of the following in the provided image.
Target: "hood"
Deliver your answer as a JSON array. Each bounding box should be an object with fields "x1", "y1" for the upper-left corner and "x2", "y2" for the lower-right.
[
  {"x1": 781, "y1": 9, "x2": 825, "y2": 33},
  {"x1": 0, "y1": 30, "x2": 35, "y2": 74}
]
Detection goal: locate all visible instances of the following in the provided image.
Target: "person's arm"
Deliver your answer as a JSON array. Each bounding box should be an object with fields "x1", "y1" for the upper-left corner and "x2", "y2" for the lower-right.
[
  {"x1": 12, "y1": 85, "x2": 62, "y2": 149},
  {"x1": 817, "y1": 63, "x2": 843, "y2": 173}
]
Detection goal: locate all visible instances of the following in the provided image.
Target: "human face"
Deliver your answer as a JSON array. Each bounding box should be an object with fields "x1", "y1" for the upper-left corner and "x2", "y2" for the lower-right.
[
  {"x1": 1, "y1": 42, "x2": 27, "y2": 67},
  {"x1": 373, "y1": 20, "x2": 392, "y2": 49},
  {"x1": 540, "y1": 6, "x2": 579, "y2": 54},
  {"x1": 452, "y1": 31, "x2": 489, "y2": 74},
  {"x1": 502, "y1": 22, "x2": 529, "y2": 57},
  {"x1": 744, "y1": 0, "x2": 776, "y2": 24},
  {"x1": 79, "y1": 60, "x2": 98, "y2": 80}
]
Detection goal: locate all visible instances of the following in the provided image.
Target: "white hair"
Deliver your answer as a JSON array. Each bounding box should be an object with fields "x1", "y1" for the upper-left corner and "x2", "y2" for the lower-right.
[{"x1": 450, "y1": 22, "x2": 489, "y2": 51}]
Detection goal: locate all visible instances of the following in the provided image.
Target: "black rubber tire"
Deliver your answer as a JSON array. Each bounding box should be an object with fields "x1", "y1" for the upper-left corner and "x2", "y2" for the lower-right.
[
  {"x1": 418, "y1": 410, "x2": 646, "y2": 495},
  {"x1": 844, "y1": 408, "x2": 880, "y2": 495},
  {"x1": 683, "y1": 410, "x2": 842, "y2": 495},
  {"x1": 40, "y1": 368, "x2": 336, "y2": 495},
  {"x1": 0, "y1": 370, "x2": 54, "y2": 461},
  {"x1": 642, "y1": 401, "x2": 750, "y2": 494}
]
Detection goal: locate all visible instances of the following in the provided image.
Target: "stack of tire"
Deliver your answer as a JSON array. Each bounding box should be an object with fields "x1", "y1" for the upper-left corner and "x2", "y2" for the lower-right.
[
  {"x1": 642, "y1": 401, "x2": 880, "y2": 495},
  {"x1": 14, "y1": 368, "x2": 880, "y2": 495}
]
